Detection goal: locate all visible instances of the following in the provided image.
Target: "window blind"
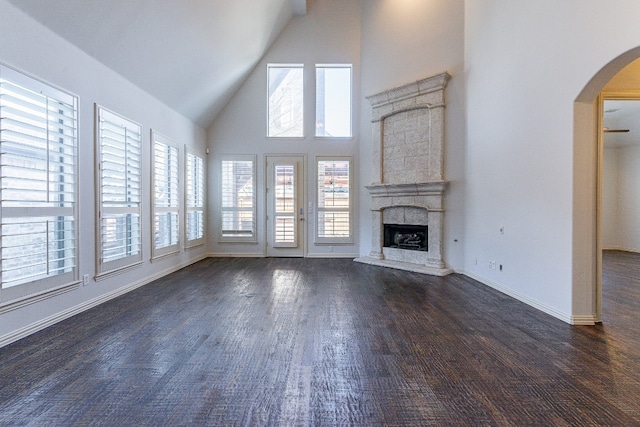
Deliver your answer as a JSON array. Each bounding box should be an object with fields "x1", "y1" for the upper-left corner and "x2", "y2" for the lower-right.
[
  {"x1": 152, "y1": 134, "x2": 180, "y2": 257},
  {"x1": 186, "y1": 151, "x2": 204, "y2": 245},
  {"x1": 0, "y1": 65, "x2": 77, "y2": 302},
  {"x1": 97, "y1": 106, "x2": 142, "y2": 274},
  {"x1": 317, "y1": 158, "x2": 352, "y2": 243},
  {"x1": 221, "y1": 158, "x2": 255, "y2": 239}
]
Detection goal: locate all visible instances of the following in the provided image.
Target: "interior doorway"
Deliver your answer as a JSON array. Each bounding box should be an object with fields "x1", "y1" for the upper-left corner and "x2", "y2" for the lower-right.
[
  {"x1": 265, "y1": 155, "x2": 306, "y2": 257},
  {"x1": 598, "y1": 96, "x2": 640, "y2": 321},
  {"x1": 573, "y1": 47, "x2": 640, "y2": 325}
]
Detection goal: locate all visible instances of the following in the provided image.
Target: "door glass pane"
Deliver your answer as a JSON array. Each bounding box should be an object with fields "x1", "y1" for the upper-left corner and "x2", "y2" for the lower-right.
[
  {"x1": 275, "y1": 165, "x2": 295, "y2": 214},
  {"x1": 274, "y1": 164, "x2": 296, "y2": 245}
]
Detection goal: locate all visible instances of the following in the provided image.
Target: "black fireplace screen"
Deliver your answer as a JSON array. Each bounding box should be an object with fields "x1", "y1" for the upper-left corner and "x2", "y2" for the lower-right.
[{"x1": 384, "y1": 224, "x2": 428, "y2": 251}]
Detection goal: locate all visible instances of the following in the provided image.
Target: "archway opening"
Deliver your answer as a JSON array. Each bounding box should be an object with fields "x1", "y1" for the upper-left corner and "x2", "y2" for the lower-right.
[{"x1": 574, "y1": 46, "x2": 640, "y2": 324}]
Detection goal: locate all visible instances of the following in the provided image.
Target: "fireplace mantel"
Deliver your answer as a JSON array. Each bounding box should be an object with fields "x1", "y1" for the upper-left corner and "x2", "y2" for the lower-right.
[
  {"x1": 355, "y1": 72, "x2": 452, "y2": 276},
  {"x1": 365, "y1": 182, "x2": 447, "y2": 198}
]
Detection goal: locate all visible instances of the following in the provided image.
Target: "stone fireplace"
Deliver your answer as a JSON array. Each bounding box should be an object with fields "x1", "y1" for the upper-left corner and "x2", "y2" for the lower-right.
[{"x1": 355, "y1": 72, "x2": 452, "y2": 276}]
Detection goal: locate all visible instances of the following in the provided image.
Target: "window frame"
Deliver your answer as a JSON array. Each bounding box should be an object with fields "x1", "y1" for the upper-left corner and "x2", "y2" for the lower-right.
[
  {"x1": 267, "y1": 63, "x2": 304, "y2": 138},
  {"x1": 94, "y1": 105, "x2": 143, "y2": 277},
  {"x1": 315, "y1": 64, "x2": 353, "y2": 138},
  {"x1": 219, "y1": 155, "x2": 257, "y2": 243},
  {"x1": 315, "y1": 156, "x2": 353, "y2": 245},
  {"x1": 185, "y1": 146, "x2": 206, "y2": 248},
  {"x1": 151, "y1": 131, "x2": 181, "y2": 260},
  {"x1": 0, "y1": 64, "x2": 79, "y2": 304}
]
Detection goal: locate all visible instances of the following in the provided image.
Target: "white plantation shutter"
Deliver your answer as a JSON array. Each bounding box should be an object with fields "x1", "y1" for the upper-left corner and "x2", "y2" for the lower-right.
[
  {"x1": 220, "y1": 156, "x2": 256, "y2": 241},
  {"x1": 152, "y1": 132, "x2": 180, "y2": 258},
  {"x1": 316, "y1": 158, "x2": 352, "y2": 244},
  {"x1": 186, "y1": 149, "x2": 205, "y2": 246},
  {"x1": 96, "y1": 106, "x2": 142, "y2": 274},
  {"x1": 0, "y1": 65, "x2": 78, "y2": 302}
]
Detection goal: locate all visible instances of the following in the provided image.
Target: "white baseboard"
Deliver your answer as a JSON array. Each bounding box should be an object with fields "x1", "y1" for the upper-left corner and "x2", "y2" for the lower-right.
[
  {"x1": 463, "y1": 271, "x2": 594, "y2": 325},
  {"x1": 602, "y1": 246, "x2": 640, "y2": 254},
  {"x1": 206, "y1": 252, "x2": 265, "y2": 258},
  {"x1": 0, "y1": 255, "x2": 207, "y2": 349},
  {"x1": 307, "y1": 253, "x2": 358, "y2": 259}
]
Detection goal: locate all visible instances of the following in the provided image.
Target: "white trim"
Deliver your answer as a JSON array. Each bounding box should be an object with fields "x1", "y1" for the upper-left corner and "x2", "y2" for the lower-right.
[
  {"x1": 306, "y1": 253, "x2": 358, "y2": 259},
  {"x1": 267, "y1": 63, "x2": 304, "y2": 138},
  {"x1": 0, "y1": 281, "x2": 80, "y2": 315},
  {"x1": 0, "y1": 255, "x2": 206, "y2": 349},
  {"x1": 602, "y1": 246, "x2": 640, "y2": 254},
  {"x1": 95, "y1": 261, "x2": 143, "y2": 282},
  {"x1": 95, "y1": 104, "x2": 144, "y2": 276},
  {"x1": 463, "y1": 271, "x2": 581, "y2": 325},
  {"x1": 218, "y1": 155, "x2": 258, "y2": 243},
  {"x1": 315, "y1": 156, "x2": 354, "y2": 245},
  {"x1": 315, "y1": 64, "x2": 352, "y2": 138},
  {"x1": 184, "y1": 146, "x2": 206, "y2": 248},
  {"x1": 206, "y1": 252, "x2": 265, "y2": 258},
  {"x1": 151, "y1": 130, "x2": 182, "y2": 258}
]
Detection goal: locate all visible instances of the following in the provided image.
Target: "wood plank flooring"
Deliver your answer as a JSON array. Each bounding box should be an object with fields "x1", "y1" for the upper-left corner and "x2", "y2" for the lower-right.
[{"x1": 1, "y1": 254, "x2": 639, "y2": 426}]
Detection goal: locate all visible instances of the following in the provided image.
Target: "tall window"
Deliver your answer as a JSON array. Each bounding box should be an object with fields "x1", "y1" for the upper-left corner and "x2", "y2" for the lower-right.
[
  {"x1": 316, "y1": 157, "x2": 352, "y2": 244},
  {"x1": 152, "y1": 132, "x2": 180, "y2": 258},
  {"x1": 220, "y1": 156, "x2": 256, "y2": 241},
  {"x1": 316, "y1": 65, "x2": 352, "y2": 137},
  {"x1": 96, "y1": 106, "x2": 142, "y2": 275},
  {"x1": 0, "y1": 65, "x2": 78, "y2": 302},
  {"x1": 185, "y1": 148, "x2": 205, "y2": 247},
  {"x1": 268, "y1": 64, "x2": 304, "y2": 137}
]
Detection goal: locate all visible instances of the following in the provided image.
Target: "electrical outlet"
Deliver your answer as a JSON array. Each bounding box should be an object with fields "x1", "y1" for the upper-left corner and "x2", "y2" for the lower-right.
[
  {"x1": 83, "y1": 274, "x2": 89, "y2": 286},
  {"x1": 489, "y1": 261, "x2": 497, "y2": 270}
]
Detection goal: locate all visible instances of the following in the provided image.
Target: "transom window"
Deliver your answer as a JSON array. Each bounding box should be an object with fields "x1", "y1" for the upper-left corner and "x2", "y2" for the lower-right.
[
  {"x1": 316, "y1": 64, "x2": 352, "y2": 138},
  {"x1": 267, "y1": 64, "x2": 304, "y2": 137}
]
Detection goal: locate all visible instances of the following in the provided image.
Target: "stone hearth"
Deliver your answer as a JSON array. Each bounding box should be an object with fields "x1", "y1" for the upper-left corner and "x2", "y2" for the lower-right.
[{"x1": 355, "y1": 72, "x2": 452, "y2": 276}]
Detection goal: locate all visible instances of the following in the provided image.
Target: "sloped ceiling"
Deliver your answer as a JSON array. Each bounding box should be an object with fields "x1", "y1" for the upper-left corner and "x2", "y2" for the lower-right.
[{"x1": 7, "y1": 0, "x2": 307, "y2": 128}]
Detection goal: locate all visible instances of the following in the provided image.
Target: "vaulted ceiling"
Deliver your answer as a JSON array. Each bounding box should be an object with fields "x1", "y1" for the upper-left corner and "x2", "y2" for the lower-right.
[{"x1": 7, "y1": 0, "x2": 307, "y2": 128}]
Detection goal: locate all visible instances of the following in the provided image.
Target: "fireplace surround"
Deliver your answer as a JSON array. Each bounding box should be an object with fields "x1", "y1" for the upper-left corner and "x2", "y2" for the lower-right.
[{"x1": 355, "y1": 72, "x2": 453, "y2": 276}]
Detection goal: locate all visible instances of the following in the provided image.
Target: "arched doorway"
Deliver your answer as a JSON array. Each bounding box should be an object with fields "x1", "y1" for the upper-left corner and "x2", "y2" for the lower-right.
[{"x1": 574, "y1": 46, "x2": 640, "y2": 323}]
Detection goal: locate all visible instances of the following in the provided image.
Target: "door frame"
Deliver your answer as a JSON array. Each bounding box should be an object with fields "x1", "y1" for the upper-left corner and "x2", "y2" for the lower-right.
[
  {"x1": 264, "y1": 154, "x2": 307, "y2": 257},
  {"x1": 596, "y1": 90, "x2": 640, "y2": 322}
]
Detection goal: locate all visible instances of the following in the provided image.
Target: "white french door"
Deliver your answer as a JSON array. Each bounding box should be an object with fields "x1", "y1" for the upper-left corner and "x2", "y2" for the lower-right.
[{"x1": 266, "y1": 155, "x2": 305, "y2": 257}]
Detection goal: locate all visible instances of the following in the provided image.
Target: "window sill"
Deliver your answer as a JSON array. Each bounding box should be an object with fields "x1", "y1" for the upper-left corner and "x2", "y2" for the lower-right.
[
  {"x1": 0, "y1": 280, "x2": 80, "y2": 315},
  {"x1": 95, "y1": 261, "x2": 144, "y2": 282}
]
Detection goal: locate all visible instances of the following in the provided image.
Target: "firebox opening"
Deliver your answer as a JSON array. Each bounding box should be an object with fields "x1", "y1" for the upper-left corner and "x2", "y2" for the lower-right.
[{"x1": 384, "y1": 224, "x2": 428, "y2": 251}]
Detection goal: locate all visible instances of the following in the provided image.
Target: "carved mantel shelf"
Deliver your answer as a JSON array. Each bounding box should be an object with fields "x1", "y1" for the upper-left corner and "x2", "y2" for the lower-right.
[{"x1": 365, "y1": 182, "x2": 447, "y2": 198}]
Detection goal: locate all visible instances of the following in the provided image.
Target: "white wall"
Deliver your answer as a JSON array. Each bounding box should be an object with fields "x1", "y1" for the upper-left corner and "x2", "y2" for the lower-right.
[
  {"x1": 207, "y1": 0, "x2": 361, "y2": 258},
  {"x1": 358, "y1": 0, "x2": 466, "y2": 271},
  {"x1": 602, "y1": 148, "x2": 620, "y2": 249},
  {"x1": 603, "y1": 146, "x2": 640, "y2": 252},
  {"x1": 0, "y1": 0, "x2": 207, "y2": 345},
  {"x1": 464, "y1": 0, "x2": 640, "y2": 322}
]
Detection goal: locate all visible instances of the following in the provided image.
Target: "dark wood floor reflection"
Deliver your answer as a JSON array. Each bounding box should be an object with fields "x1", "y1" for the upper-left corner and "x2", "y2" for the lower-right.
[{"x1": 1, "y1": 255, "x2": 639, "y2": 426}]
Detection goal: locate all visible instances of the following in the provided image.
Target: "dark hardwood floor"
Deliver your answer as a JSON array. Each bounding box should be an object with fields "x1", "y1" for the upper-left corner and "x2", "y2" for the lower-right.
[{"x1": 1, "y1": 254, "x2": 639, "y2": 426}]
